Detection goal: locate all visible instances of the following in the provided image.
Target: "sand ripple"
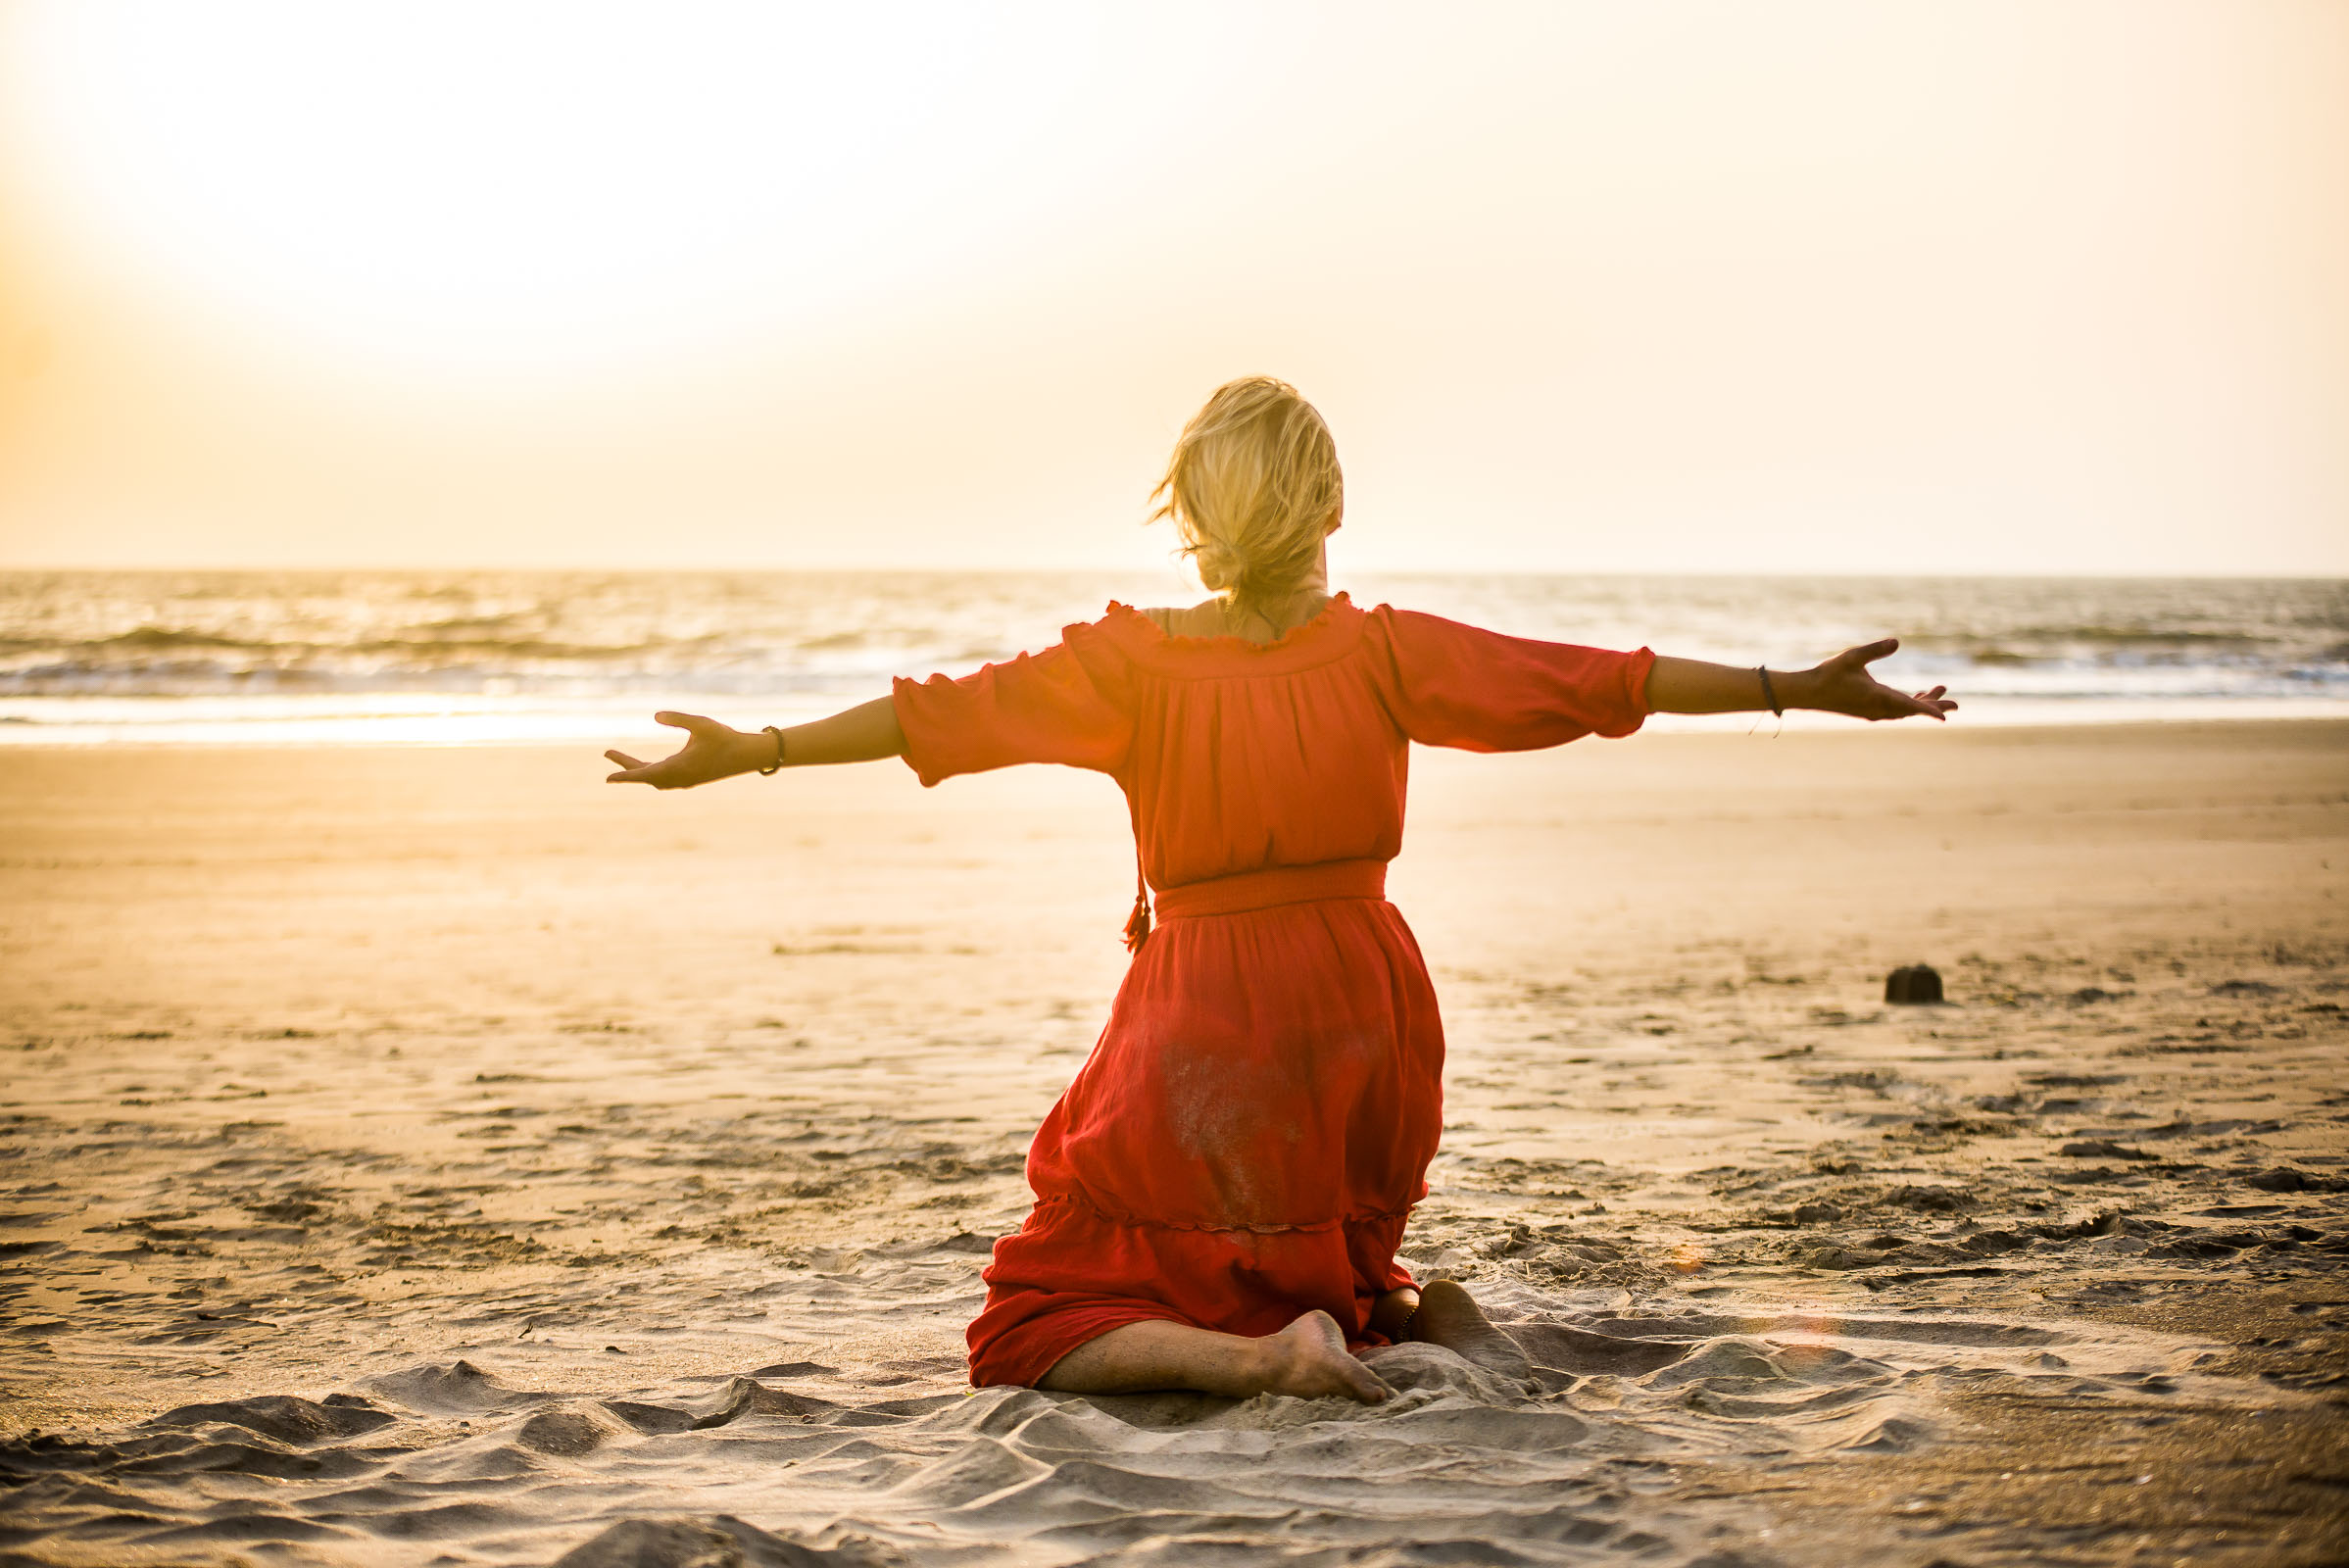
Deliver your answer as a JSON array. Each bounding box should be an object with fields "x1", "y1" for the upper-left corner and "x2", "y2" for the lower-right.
[{"x1": 0, "y1": 1280, "x2": 2274, "y2": 1567}]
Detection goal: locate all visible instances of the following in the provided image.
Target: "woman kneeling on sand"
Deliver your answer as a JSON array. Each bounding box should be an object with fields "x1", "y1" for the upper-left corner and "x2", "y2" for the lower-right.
[{"x1": 606, "y1": 377, "x2": 1956, "y2": 1403}]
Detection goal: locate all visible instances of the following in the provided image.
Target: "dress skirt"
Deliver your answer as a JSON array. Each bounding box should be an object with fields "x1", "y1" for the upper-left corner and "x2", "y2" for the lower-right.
[{"x1": 964, "y1": 886, "x2": 1443, "y2": 1388}]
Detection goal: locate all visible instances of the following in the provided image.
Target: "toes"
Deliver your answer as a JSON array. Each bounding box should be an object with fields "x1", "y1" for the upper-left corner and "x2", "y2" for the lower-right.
[
  {"x1": 1313, "y1": 1343, "x2": 1390, "y2": 1404},
  {"x1": 1272, "y1": 1312, "x2": 1391, "y2": 1403}
]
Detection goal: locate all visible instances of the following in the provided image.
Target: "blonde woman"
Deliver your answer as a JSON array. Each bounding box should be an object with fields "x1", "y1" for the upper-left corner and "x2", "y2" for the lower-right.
[{"x1": 606, "y1": 377, "x2": 1954, "y2": 1402}]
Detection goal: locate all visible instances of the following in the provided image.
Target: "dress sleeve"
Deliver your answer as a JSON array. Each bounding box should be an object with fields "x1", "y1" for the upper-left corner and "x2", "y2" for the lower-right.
[
  {"x1": 1368, "y1": 607, "x2": 1655, "y2": 751},
  {"x1": 890, "y1": 622, "x2": 1132, "y2": 787}
]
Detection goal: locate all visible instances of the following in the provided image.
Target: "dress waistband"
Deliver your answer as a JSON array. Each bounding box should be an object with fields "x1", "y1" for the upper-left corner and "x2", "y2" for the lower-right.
[{"x1": 1151, "y1": 858, "x2": 1389, "y2": 920}]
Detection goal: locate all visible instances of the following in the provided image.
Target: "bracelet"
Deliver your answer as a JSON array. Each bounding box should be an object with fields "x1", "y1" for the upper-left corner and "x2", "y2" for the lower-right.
[
  {"x1": 1757, "y1": 667, "x2": 1783, "y2": 718},
  {"x1": 758, "y1": 725, "x2": 786, "y2": 775}
]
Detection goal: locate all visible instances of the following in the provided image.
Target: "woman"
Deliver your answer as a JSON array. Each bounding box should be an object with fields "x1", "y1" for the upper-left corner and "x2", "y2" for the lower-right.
[{"x1": 605, "y1": 376, "x2": 1955, "y2": 1403}]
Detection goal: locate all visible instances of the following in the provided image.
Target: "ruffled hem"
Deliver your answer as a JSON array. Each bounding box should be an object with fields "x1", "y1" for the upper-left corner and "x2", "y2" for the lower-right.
[{"x1": 966, "y1": 1198, "x2": 1418, "y2": 1387}]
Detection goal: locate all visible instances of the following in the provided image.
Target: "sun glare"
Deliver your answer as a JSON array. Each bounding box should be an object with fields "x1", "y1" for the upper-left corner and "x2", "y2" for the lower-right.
[{"x1": 1, "y1": 2, "x2": 1110, "y2": 378}]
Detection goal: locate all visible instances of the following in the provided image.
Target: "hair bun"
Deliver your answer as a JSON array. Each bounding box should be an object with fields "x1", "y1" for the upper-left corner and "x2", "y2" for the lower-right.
[
  {"x1": 1149, "y1": 376, "x2": 1344, "y2": 623},
  {"x1": 1189, "y1": 540, "x2": 1242, "y2": 593}
]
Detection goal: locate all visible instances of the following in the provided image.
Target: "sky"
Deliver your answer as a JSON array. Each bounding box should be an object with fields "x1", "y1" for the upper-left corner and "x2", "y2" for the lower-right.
[{"x1": 0, "y1": 0, "x2": 2343, "y2": 577}]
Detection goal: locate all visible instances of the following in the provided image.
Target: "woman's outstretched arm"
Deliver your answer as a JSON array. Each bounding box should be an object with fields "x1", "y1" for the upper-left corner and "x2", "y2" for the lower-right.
[
  {"x1": 1646, "y1": 639, "x2": 1956, "y2": 722},
  {"x1": 604, "y1": 698, "x2": 905, "y2": 790}
]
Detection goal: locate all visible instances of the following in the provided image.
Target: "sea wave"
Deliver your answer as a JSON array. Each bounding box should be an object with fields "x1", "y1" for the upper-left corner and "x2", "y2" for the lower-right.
[{"x1": 0, "y1": 569, "x2": 2342, "y2": 739}]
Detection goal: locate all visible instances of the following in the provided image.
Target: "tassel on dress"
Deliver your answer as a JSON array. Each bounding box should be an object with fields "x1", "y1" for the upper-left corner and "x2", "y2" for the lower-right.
[{"x1": 1123, "y1": 858, "x2": 1151, "y2": 953}]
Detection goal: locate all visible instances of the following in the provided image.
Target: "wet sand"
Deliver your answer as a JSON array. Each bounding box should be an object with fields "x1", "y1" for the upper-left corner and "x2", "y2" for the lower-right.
[{"x1": 1, "y1": 721, "x2": 2344, "y2": 1565}]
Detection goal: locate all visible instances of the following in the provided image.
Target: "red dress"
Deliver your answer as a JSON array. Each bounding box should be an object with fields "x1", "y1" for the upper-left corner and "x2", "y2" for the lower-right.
[{"x1": 890, "y1": 594, "x2": 1653, "y2": 1387}]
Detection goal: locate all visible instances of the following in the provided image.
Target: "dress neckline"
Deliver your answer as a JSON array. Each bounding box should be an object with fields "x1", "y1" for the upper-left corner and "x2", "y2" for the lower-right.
[
  {"x1": 1107, "y1": 592, "x2": 1354, "y2": 651},
  {"x1": 1096, "y1": 593, "x2": 1365, "y2": 677}
]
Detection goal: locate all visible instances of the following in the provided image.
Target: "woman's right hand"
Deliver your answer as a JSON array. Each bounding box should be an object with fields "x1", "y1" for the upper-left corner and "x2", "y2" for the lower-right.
[
  {"x1": 1793, "y1": 640, "x2": 1957, "y2": 721},
  {"x1": 604, "y1": 711, "x2": 774, "y2": 789}
]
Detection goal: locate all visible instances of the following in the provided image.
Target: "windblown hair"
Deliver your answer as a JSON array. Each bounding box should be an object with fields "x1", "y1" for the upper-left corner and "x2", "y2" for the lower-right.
[{"x1": 1150, "y1": 377, "x2": 1343, "y2": 626}]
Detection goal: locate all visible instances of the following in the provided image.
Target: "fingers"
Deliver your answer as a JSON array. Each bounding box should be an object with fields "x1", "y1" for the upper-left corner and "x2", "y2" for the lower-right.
[
  {"x1": 1844, "y1": 637, "x2": 1899, "y2": 666},
  {"x1": 1895, "y1": 689, "x2": 1956, "y2": 722},
  {"x1": 611, "y1": 719, "x2": 710, "y2": 785},
  {"x1": 1889, "y1": 692, "x2": 1935, "y2": 719},
  {"x1": 1903, "y1": 685, "x2": 1950, "y2": 721}
]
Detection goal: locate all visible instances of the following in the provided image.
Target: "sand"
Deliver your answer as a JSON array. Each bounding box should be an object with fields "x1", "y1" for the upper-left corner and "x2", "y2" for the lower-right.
[{"x1": 1, "y1": 720, "x2": 2344, "y2": 1566}]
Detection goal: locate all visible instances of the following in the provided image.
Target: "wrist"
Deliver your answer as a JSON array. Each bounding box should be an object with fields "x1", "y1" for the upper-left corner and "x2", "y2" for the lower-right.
[
  {"x1": 729, "y1": 727, "x2": 777, "y2": 775},
  {"x1": 1776, "y1": 667, "x2": 1824, "y2": 711}
]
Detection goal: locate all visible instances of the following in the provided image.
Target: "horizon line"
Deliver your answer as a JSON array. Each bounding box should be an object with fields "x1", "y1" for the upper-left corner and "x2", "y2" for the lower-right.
[{"x1": 2, "y1": 563, "x2": 2344, "y2": 584}]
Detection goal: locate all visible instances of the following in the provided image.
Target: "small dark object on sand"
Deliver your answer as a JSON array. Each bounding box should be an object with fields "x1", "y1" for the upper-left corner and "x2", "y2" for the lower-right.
[
  {"x1": 2061, "y1": 1140, "x2": 2154, "y2": 1160},
  {"x1": 1884, "y1": 964, "x2": 1943, "y2": 1004},
  {"x1": 2250, "y1": 1166, "x2": 2349, "y2": 1194}
]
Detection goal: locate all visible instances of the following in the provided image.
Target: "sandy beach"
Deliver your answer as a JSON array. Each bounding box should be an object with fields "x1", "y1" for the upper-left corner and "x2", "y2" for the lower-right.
[{"x1": 2, "y1": 719, "x2": 2344, "y2": 1566}]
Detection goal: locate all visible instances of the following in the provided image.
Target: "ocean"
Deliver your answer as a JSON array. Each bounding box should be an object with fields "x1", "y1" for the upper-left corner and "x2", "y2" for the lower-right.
[{"x1": 1, "y1": 569, "x2": 2343, "y2": 745}]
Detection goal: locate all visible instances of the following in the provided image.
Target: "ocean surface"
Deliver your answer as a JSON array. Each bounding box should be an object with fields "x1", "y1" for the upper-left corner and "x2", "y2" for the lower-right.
[{"x1": 2, "y1": 569, "x2": 2343, "y2": 745}]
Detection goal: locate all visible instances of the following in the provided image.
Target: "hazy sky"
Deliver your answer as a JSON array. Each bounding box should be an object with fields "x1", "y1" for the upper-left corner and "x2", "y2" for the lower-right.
[{"x1": 1, "y1": 1, "x2": 2343, "y2": 575}]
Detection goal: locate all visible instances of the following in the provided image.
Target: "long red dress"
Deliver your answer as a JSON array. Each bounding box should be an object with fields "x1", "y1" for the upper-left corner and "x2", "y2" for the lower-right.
[{"x1": 890, "y1": 594, "x2": 1653, "y2": 1387}]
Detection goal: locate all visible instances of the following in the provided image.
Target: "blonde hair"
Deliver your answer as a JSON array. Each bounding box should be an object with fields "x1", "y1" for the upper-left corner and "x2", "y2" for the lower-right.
[{"x1": 1150, "y1": 376, "x2": 1343, "y2": 625}]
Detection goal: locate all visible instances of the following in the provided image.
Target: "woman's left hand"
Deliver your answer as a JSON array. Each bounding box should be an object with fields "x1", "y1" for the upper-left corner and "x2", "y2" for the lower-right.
[
  {"x1": 604, "y1": 711, "x2": 773, "y2": 788},
  {"x1": 1798, "y1": 640, "x2": 1957, "y2": 721}
]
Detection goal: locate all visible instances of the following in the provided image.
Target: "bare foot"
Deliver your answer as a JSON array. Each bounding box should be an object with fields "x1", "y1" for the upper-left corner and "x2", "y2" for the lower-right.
[
  {"x1": 1040, "y1": 1312, "x2": 1391, "y2": 1401},
  {"x1": 1255, "y1": 1310, "x2": 1392, "y2": 1403},
  {"x1": 1407, "y1": 1279, "x2": 1534, "y2": 1386}
]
